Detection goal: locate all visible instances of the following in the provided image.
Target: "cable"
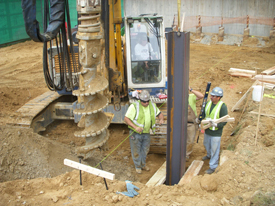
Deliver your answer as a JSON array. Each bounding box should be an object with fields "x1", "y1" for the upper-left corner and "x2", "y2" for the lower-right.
[{"x1": 41, "y1": 0, "x2": 77, "y2": 92}]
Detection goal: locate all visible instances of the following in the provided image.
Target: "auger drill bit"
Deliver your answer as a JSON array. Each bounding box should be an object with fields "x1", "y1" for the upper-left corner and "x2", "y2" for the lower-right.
[{"x1": 73, "y1": 1, "x2": 109, "y2": 159}]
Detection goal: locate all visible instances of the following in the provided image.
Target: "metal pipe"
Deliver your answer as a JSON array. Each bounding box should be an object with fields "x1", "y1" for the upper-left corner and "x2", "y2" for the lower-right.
[
  {"x1": 100, "y1": 163, "x2": 108, "y2": 190},
  {"x1": 79, "y1": 158, "x2": 82, "y2": 185}
]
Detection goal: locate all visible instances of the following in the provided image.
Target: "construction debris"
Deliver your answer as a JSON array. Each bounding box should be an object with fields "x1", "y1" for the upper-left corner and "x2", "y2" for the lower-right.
[
  {"x1": 229, "y1": 68, "x2": 256, "y2": 74},
  {"x1": 229, "y1": 72, "x2": 253, "y2": 78},
  {"x1": 249, "y1": 111, "x2": 275, "y2": 118},
  {"x1": 231, "y1": 81, "x2": 259, "y2": 112},
  {"x1": 253, "y1": 75, "x2": 275, "y2": 84},
  {"x1": 261, "y1": 66, "x2": 275, "y2": 75},
  {"x1": 228, "y1": 68, "x2": 256, "y2": 78}
]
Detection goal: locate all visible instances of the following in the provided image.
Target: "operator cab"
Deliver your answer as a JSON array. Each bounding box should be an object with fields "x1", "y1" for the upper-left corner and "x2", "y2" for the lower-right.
[{"x1": 125, "y1": 15, "x2": 166, "y2": 90}]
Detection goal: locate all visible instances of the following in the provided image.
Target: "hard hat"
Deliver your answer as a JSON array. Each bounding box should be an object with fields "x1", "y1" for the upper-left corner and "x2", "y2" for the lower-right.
[
  {"x1": 210, "y1": 87, "x2": 223, "y2": 97},
  {"x1": 139, "y1": 90, "x2": 150, "y2": 101}
]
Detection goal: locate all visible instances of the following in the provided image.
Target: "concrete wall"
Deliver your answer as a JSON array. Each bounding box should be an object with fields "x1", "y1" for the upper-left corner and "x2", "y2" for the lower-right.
[{"x1": 124, "y1": 0, "x2": 274, "y2": 37}]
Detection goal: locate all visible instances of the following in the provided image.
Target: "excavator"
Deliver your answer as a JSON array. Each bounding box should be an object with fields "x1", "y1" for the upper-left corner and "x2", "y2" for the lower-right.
[{"x1": 20, "y1": 0, "x2": 169, "y2": 159}]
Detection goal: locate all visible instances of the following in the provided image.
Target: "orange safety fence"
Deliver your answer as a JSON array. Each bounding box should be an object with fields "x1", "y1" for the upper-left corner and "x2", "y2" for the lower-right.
[{"x1": 173, "y1": 15, "x2": 274, "y2": 30}]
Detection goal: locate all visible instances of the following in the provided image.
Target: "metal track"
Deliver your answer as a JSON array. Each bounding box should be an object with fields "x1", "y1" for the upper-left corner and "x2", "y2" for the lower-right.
[{"x1": 150, "y1": 102, "x2": 167, "y2": 154}]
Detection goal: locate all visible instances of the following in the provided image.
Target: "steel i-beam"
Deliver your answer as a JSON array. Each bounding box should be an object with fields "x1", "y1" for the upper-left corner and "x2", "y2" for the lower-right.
[{"x1": 166, "y1": 31, "x2": 190, "y2": 185}]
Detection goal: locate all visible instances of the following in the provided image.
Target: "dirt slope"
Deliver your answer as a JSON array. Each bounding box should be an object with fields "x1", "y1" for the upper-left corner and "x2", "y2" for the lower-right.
[{"x1": 0, "y1": 39, "x2": 275, "y2": 205}]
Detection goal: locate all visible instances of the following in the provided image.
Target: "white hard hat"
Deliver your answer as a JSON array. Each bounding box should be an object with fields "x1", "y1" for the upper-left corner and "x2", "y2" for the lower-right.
[
  {"x1": 139, "y1": 90, "x2": 150, "y2": 101},
  {"x1": 210, "y1": 87, "x2": 223, "y2": 97}
]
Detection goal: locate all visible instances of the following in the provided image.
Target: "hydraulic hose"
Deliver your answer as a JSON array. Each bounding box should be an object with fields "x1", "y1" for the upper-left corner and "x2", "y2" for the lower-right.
[{"x1": 21, "y1": 0, "x2": 65, "y2": 42}]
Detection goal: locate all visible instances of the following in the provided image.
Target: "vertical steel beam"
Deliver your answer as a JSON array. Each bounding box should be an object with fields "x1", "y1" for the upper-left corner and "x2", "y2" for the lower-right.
[{"x1": 166, "y1": 31, "x2": 190, "y2": 185}]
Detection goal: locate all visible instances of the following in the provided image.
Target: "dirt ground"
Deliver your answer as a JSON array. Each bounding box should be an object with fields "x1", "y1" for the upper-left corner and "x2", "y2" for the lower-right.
[{"x1": 1, "y1": 36, "x2": 275, "y2": 206}]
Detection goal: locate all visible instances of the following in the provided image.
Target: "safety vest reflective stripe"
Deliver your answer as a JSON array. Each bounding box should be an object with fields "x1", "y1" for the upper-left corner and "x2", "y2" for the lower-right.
[
  {"x1": 129, "y1": 101, "x2": 156, "y2": 134},
  {"x1": 151, "y1": 102, "x2": 157, "y2": 130},
  {"x1": 205, "y1": 100, "x2": 224, "y2": 131},
  {"x1": 132, "y1": 102, "x2": 144, "y2": 128}
]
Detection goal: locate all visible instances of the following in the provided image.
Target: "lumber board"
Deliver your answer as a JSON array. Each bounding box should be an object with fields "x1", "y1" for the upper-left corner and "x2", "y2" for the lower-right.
[
  {"x1": 229, "y1": 72, "x2": 253, "y2": 78},
  {"x1": 261, "y1": 66, "x2": 275, "y2": 75},
  {"x1": 248, "y1": 111, "x2": 275, "y2": 118},
  {"x1": 263, "y1": 83, "x2": 275, "y2": 90},
  {"x1": 231, "y1": 81, "x2": 259, "y2": 112},
  {"x1": 258, "y1": 80, "x2": 275, "y2": 84},
  {"x1": 178, "y1": 160, "x2": 203, "y2": 185},
  {"x1": 202, "y1": 116, "x2": 235, "y2": 130},
  {"x1": 254, "y1": 75, "x2": 275, "y2": 81},
  {"x1": 64, "y1": 159, "x2": 115, "y2": 180},
  {"x1": 229, "y1": 68, "x2": 256, "y2": 74},
  {"x1": 146, "y1": 161, "x2": 166, "y2": 187},
  {"x1": 202, "y1": 117, "x2": 235, "y2": 124}
]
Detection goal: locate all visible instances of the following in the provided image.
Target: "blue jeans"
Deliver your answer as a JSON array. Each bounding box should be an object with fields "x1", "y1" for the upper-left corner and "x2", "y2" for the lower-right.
[
  {"x1": 129, "y1": 130, "x2": 151, "y2": 169},
  {"x1": 203, "y1": 133, "x2": 221, "y2": 170}
]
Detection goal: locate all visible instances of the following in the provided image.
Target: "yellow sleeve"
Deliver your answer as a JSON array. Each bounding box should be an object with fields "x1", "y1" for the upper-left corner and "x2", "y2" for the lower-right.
[{"x1": 125, "y1": 104, "x2": 136, "y2": 121}]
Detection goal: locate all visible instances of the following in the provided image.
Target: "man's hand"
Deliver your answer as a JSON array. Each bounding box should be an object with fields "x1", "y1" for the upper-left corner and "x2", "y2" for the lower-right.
[
  {"x1": 209, "y1": 120, "x2": 217, "y2": 127},
  {"x1": 135, "y1": 127, "x2": 143, "y2": 133},
  {"x1": 145, "y1": 61, "x2": 149, "y2": 69},
  {"x1": 158, "y1": 113, "x2": 164, "y2": 125},
  {"x1": 195, "y1": 118, "x2": 200, "y2": 124}
]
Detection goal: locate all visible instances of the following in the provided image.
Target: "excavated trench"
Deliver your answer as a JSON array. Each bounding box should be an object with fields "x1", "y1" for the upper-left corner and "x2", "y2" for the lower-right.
[{"x1": 1, "y1": 37, "x2": 275, "y2": 188}]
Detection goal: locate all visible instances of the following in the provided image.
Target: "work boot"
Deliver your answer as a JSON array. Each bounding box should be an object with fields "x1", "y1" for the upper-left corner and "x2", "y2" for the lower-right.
[
  {"x1": 136, "y1": 168, "x2": 142, "y2": 174},
  {"x1": 142, "y1": 166, "x2": 150, "y2": 171},
  {"x1": 202, "y1": 156, "x2": 210, "y2": 161},
  {"x1": 205, "y1": 168, "x2": 215, "y2": 174}
]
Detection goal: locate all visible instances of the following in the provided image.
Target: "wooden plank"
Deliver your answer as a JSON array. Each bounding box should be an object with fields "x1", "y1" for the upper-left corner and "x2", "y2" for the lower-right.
[
  {"x1": 64, "y1": 159, "x2": 115, "y2": 180},
  {"x1": 254, "y1": 75, "x2": 275, "y2": 81},
  {"x1": 178, "y1": 160, "x2": 203, "y2": 185},
  {"x1": 248, "y1": 111, "x2": 275, "y2": 118},
  {"x1": 258, "y1": 80, "x2": 275, "y2": 84},
  {"x1": 229, "y1": 68, "x2": 256, "y2": 74},
  {"x1": 261, "y1": 66, "x2": 275, "y2": 75},
  {"x1": 146, "y1": 161, "x2": 166, "y2": 187},
  {"x1": 263, "y1": 83, "x2": 275, "y2": 90},
  {"x1": 202, "y1": 115, "x2": 235, "y2": 130},
  {"x1": 202, "y1": 117, "x2": 235, "y2": 125},
  {"x1": 229, "y1": 72, "x2": 253, "y2": 78},
  {"x1": 231, "y1": 80, "x2": 259, "y2": 112}
]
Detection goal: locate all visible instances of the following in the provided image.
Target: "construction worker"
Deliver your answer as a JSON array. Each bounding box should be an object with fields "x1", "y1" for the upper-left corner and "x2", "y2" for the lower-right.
[
  {"x1": 186, "y1": 86, "x2": 203, "y2": 157},
  {"x1": 201, "y1": 87, "x2": 228, "y2": 174},
  {"x1": 188, "y1": 86, "x2": 204, "y2": 116},
  {"x1": 124, "y1": 90, "x2": 164, "y2": 174},
  {"x1": 133, "y1": 34, "x2": 159, "y2": 82}
]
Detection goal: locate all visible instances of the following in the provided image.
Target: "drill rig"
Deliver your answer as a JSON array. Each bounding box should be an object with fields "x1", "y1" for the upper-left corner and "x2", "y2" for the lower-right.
[{"x1": 20, "y1": 0, "x2": 167, "y2": 159}]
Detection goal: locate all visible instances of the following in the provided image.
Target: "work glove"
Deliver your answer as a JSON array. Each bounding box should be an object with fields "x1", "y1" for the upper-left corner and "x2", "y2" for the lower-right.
[
  {"x1": 116, "y1": 191, "x2": 134, "y2": 198},
  {"x1": 195, "y1": 118, "x2": 200, "y2": 124},
  {"x1": 116, "y1": 180, "x2": 139, "y2": 198},
  {"x1": 126, "y1": 180, "x2": 139, "y2": 196},
  {"x1": 209, "y1": 120, "x2": 217, "y2": 127}
]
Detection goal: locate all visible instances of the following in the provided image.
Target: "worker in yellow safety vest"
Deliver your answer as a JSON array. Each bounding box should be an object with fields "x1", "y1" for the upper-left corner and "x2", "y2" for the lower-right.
[
  {"x1": 124, "y1": 90, "x2": 164, "y2": 174},
  {"x1": 201, "y1": 87, "x2": 228, "y2": 174}
]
